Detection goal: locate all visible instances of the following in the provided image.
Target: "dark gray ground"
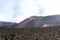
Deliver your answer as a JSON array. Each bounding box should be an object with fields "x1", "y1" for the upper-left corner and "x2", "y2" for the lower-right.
[{"x1": 0, "y1": 26, "x2": 60, "y2": 40}]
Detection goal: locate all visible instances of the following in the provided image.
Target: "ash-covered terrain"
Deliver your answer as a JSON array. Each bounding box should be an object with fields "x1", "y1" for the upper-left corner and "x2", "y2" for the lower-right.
[
  {"x1": 18, "y1": 15, "x2": 60, "y2": 28},
  {"x1": 0, "y1": 26, "x2": 60, "y2": 40},
  {"x1": 0, "y1": 21, "x2": 18, "y2": 28},
  {"x1": 0, "y1": 15, "x2": 60, "y2": 40},
  {"x1": 0, "y1": 15, "x2": 60, "y2": 28}
]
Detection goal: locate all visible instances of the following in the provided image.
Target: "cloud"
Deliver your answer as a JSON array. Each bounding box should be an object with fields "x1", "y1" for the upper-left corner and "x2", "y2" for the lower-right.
[
  {"x1": 15, "y1": 0, "x2": 44, "y2": 22},
  {"x1": 0, "y1": 0, "x2": 52, "y2": 22},
  {"x1": 19, "y1": 0, "x2": 40, "y2": 16},
  {"x1": 0, "y1": 0, "x2": 60, "y2": 23},
  {"x1": 0, "y1": 0, "x2": 15, "y2": 22},
  {"x1": 38, "y1": 0, "x2": 60, "y2": 16}
]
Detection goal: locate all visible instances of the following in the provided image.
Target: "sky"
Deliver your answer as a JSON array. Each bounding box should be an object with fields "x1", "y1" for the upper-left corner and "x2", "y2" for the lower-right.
[{"x1": 0, "y1": 0, "x2": 60, "y2": 23}]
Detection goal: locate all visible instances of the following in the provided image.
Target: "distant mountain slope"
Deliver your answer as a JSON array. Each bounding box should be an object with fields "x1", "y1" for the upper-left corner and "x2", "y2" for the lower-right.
[
  {"x1": 17, "y1": 16, "x2": 43, "y2": 28},
  {"x1": 18, "y1": 15, "x2": 60, "y2": 28},
  {"x1": 42, "y1": 15, "x2": 60, "y2": 27},
  {"x1": 17, "y1": 16, "x2": 42, "y2": 28},
  {"x1": 0, "y1": 21, "x2": 18, "y2": 28},
  {"x1": 0, "y1": 15, "x2": 60, "y2": 28}
]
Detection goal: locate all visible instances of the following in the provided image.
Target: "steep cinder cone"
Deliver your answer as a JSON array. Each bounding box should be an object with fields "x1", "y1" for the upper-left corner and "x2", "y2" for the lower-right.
[
  {"x1": 17, "y1": 15, "x2": 60, "y2": 28},
  {"x1": 17, "y1": 16, "x2": 43, "y2": 28}
]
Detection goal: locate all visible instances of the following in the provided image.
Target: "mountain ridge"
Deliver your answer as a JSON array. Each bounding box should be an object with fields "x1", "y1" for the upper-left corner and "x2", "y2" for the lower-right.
[
  {"x1": 0, "y1": 15, "x2": 60, "y2": 28},
  {"x1": 18, "y1": 15, "x2": 60, "y2": 28}
]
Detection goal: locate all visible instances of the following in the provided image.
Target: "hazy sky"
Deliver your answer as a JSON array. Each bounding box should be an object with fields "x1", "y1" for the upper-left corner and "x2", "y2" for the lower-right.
[{"x1": 0, "y1": 0, "x2": 60, "y2": 23}]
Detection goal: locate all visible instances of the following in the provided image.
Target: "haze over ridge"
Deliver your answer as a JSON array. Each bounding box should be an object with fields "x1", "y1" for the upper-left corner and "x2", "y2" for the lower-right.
[{"x1": 0, "y1": 0, "x2": 60, "y2": 23}]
